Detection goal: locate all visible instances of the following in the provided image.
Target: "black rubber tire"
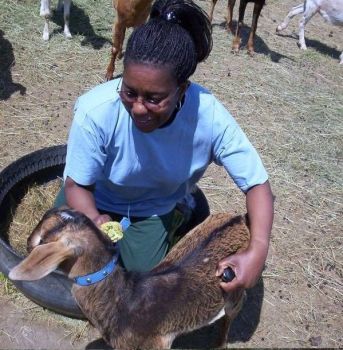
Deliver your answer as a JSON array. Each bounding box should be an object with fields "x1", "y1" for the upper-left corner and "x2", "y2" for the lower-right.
[
  {"x1": 0, "y1": 145, "x2": 210, "y2": 319},
  {"x1": 0, "y1": 145, "x2": 85, "y2": 319}
]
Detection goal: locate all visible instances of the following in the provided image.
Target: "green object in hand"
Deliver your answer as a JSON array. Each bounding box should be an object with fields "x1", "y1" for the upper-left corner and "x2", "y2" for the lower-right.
[{"x1": 101, "y1": 221, "x2": 124, "y2": 242}]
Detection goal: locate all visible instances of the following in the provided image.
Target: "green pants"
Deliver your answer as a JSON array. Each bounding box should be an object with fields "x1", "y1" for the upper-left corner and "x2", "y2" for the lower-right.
[{"x1": 54, "y1": 187, "x2": 185, "y2": 272}]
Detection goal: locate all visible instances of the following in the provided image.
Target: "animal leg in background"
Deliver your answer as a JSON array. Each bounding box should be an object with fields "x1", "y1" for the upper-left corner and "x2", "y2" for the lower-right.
[
  {"x1": 40, "y1": 0, "x2": 71, "y2": 41},
  {"x1": 105, "y1": 19, "x2": 126, "y2": 81},
  {"x1": 208, "y1": 0, "x2": 236, "y2": 33},
  {"x1": 40, "y1": 0, "x2": 51, "y2": 41},
  {"x1": 227, "y1": 0, "x2": 236, "y2": 33},
  {"x1": 276, "y1": 3, "x2": 304, "y2": 33},
  {"x1": 246, "y1": 0, "x2": 264, "y2": 55},
  {"x1": 208, "y1": 0, "x2": 219, "y2": 23},
  {"x1": 232, "y1": 0, "x2": 248, "y2": 53},
  {"x1": 61, "y1": 0, "x2": 72, "y2": 39},
  {"x1": 298, "y1": 1, "x2": 319, "y2": 49}
]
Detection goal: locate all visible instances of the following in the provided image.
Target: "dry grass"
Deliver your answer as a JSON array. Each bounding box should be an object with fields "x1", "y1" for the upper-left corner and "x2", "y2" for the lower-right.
[
  {"x1": 0, "y1": 0, "x2": 342, "y2": 348},
  {"x1": 8, "y1": 179, "x2": 62, "y2": 256}
]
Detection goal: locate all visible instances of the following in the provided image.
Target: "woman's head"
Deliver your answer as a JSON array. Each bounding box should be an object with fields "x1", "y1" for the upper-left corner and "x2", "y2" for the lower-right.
[
  {"x1": 123, "y1": 0, "x2": 212, "y2": 84},
  {"x1": 120, "y1": 0, "x2": 212, "y2": 133}
]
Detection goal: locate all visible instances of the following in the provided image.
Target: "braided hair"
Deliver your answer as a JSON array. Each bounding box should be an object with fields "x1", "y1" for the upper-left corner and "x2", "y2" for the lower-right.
[{"x1": 123, "y1": 0, "x2": 212, "y2": 84}]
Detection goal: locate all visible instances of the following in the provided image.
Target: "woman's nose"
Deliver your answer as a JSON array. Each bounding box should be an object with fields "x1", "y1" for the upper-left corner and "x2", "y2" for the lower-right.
[{"x1": 131, "y1": 99, "x2": 148, "y2": 114}]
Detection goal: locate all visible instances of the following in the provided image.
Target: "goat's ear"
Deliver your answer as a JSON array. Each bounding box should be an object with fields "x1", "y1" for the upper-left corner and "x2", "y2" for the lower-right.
[{"x1": 9, "y1": 241, "x2": 75, "y2": 281}]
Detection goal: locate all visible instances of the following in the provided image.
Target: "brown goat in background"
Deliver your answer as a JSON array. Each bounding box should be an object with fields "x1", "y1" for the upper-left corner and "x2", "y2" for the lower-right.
[
  {"x1": 105, "y1": 0, "x2": 154, "y2": 81},
  {"x1": 9, "y1": 207, "x2": 250, "y2": 349},
  {"x1": 209, "y1": 0, "x2": 266, "y2": 55}
]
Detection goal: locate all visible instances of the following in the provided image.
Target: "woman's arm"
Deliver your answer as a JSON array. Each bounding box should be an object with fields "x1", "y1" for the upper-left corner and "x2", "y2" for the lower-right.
[
  {"x1": 216, "y1": 180, "x2": 274, "y2": 291},
  {"x1": 64, "y1": 177, "x2": 111, "y2": 226}
]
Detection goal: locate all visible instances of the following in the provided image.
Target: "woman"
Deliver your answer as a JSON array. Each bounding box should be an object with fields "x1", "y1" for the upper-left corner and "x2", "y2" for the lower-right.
[{"x1": 62, "y1": 0, "x2": 274, "y2": 293}]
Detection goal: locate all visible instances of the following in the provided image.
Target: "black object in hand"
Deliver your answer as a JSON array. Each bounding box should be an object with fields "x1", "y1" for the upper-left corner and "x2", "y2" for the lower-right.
[{"x1": 221, "y1": 267, "x2": 235, "y2": 282}]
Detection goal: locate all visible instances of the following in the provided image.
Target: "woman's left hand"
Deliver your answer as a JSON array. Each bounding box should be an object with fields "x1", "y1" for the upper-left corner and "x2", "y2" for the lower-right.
[
  {"x1": 217, "y1": 181, "x2": 274, "y2": 292},
  {"x1": 215, "y1": 242, "x2": 268, "y2": 292}
]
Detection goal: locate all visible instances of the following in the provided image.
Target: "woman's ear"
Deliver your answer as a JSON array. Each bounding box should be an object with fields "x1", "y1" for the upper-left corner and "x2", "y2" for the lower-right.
[{"x1": 178, "y1": 80, "x2": 190, "y2": 98}]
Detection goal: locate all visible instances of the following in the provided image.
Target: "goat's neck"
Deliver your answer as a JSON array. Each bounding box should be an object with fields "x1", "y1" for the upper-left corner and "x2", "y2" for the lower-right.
[{"x1": 68, "y1": 244, "x2": 115, "y2": 280}]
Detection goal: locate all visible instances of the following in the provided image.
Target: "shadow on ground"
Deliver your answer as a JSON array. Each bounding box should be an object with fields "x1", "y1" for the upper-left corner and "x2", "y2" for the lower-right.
[
  {"x1": 213, "y1": 21, "x2": 293, "y2": 63},
  {"x1": 276, "y1": 33, "x2": 342, "y2": 61},
  {"x1": 0, "y1": 30, "x2": 26, "y2": 100},
  {"x1": 51, "y1": 3, "x2": 111, "y2": 49},
  {"x1": 85, "y1": 279, "x2": 264, "y2": 349}
]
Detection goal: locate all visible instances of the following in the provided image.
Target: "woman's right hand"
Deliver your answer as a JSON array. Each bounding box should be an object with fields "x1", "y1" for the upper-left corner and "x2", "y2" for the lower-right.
[
  {"x1": 93, "y1": 214, "x2": 112, "y2": 227},
  {"x1": 65, "y1": 177, "x2": 110, "y2": 227}
]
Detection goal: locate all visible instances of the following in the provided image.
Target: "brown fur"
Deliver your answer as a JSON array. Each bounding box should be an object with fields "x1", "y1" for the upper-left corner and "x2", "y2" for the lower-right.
[
  {"x1": 105, "y1": 0, "x2": 154, "y2": 81},
  {"x1": 208, "y1": 0, "x2": 265, "y2": 55},
  {"x1": 9, "y1": 208, "x2": 250, "y2": 349}
]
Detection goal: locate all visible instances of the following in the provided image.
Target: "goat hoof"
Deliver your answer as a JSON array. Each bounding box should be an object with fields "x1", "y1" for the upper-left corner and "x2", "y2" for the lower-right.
[{"x1": 231, "y1": 48, "x2": 240, "y2": 55}]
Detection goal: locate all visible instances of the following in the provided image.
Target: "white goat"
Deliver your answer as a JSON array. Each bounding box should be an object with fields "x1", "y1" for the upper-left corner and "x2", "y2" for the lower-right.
[
  {"x1": 276, "y1": 0, "x2": 343, "y2": 64},
  {"x1": 9, "y1": 207, "x2": 250, "y2": 349},
  {"x1": 40, "y1": 0, "x2": 72, "y2": 41}
]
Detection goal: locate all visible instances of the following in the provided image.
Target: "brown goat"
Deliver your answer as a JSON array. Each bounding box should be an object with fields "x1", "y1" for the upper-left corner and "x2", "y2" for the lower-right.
[
  {"x1": 105, "y1": 0, "x2": 154, "y2": 81},
  {"x1": 209, "y1": 0, "x2": 265, "y2": 55},
  {"x1": 9, "y1": 207, "x2": 250, "y2": 349}
]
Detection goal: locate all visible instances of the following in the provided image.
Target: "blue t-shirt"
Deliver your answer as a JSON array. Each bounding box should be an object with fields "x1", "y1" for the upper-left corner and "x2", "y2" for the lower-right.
[{"x1": 64, "y1": 78, "x2": 268, "y2": 217}]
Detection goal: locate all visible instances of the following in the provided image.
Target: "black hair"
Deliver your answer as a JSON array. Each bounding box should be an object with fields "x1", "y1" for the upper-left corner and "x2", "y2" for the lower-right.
[{"x1": 123, "y1": 0, "x2": 212, "y2": 84}]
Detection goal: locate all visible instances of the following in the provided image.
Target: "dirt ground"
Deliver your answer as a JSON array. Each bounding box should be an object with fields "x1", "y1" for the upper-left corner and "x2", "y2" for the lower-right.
[{"x1": 0, "y1": 0, "x2": 342, "y2": 348}]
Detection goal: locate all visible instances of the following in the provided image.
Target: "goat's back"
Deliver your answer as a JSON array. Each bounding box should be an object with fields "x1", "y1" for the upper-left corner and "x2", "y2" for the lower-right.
[{"x1": 131, "y1": 213, "x2": 250, "y2": 334}]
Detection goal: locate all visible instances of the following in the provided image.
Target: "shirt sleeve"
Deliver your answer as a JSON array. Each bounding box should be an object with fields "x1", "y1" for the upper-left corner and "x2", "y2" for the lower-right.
[
  {"x1": 211, "y1": 101, "x2": 268, "y2": 193},
  {"x1": 63, "y1": 99, "x2": 107, "y2": 186}
]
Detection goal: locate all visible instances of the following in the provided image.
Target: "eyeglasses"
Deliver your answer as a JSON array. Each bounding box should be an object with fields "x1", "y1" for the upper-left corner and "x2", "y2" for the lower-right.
[{"x1": 117, "y1": 80, "x2": 180, "y2": 112}]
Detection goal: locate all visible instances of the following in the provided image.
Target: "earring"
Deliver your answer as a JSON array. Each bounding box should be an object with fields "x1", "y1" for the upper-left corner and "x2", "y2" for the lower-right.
[{"x1": 176, "y1": 100, "x2": 182, "y2": 111}]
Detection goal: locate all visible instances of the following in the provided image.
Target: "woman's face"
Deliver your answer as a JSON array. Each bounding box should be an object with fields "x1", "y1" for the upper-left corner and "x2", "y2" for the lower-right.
[{"x1": 119, "y1": 63, "x2": 185, "y2": 133}]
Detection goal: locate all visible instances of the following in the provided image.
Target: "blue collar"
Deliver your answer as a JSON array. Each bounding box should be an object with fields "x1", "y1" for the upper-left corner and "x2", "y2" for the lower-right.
[{"x1": 74, "y1": 251, "x2": 119, "y2": 286}]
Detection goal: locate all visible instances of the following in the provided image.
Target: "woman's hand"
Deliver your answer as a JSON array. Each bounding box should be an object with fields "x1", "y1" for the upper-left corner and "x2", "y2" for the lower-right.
[
  {"x1": 65, "y1": 177, "x2": 109, "y2": 227},
  {"x1": 217, "y1": 180, "x2": 274, "y2": 292},
  {"x1": 216, "y1": 241, "x2": 268, "y2": 292},
  {"x1": 93, "y1": 214, "x2": 112, "y2": 227}
]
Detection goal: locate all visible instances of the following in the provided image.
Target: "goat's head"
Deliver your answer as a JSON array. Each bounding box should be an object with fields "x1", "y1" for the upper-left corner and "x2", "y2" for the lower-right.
[{"x1": 9, "y1": 207, "x2": 113, "y2": 282}]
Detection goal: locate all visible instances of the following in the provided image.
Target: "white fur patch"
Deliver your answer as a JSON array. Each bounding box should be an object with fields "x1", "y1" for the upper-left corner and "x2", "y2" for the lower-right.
[
  {"x1": 209, "y1": 308, "x2": 225, "y2": 324},
  {"x1": 59, "y1": 211, "x2": 74, "y2": 221}
]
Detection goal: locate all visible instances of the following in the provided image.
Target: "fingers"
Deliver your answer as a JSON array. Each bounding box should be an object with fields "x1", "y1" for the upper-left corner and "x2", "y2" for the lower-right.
[
  {"x1": 219, "y1": 278, "x2": 240, "y2": 292},
  {"x1": 215, "y1": 256, "x2": 235, "y2": 277},
  {"x1": 94, "y1": 214, "x2": 112, "y2": 227}
]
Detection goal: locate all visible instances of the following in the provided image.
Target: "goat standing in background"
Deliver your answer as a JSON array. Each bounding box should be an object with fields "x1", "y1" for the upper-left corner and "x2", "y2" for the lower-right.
[
  {"x1": 40, "y1": 0, "x2": 72, "y2": 41},
  {"x1": 105, "y1": 0, "x2": 154, "y2": 81},
  {"x1": 208, "y1": 0, "x2": 265, "y2": 55},
  {"x1": 9, "y1": 207, "x2": 250, "y2": 349},
  {"x1": 276, "y1": 0, "x2": 343, "y2": 64}
]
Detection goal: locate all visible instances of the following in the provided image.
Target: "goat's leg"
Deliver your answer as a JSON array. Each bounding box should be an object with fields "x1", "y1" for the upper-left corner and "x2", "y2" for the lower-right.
[
  {"x1": 298, "y1": 2, "x2": 318, "y2": 50},
  {"x1": 276, "y1": 3, "x2": 304, "y2": 33},
  {"x1": 40, "y1": 0, "x2": 51, "y2": 41},
  {"x1": 105, "y1": 20, "x2": 126, "y2": 81},
  {"x1": 340, "y1": 51, "x2": 343, "y2": 64},
  {"x1": 232, "y1": 0, "x2": 247, "y2": 53},
  {"x1": 63, "y1": 0, "x2": 72, "y2": 39},
  {"x1": 57, "y1": 0, "x2": 63, "y2": 12},
  {"x1": 227, "y1": 0, "x2": 236, "y2": 33},
  {"x1": 208, "y1": 0, "x2": 218, "y2": 23},
  {"x1": 140, "y1": 334, "x2": 175, "y2": 349},
  {"x1": 219, "y1": 289, "x2": 246, "y2": 347},
  {"x1": 215, "y1": 314, "x2": 231, "y2": 348},
  {"x1": 247, "y1": 1, "x2": 264, "y2": 56}
]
